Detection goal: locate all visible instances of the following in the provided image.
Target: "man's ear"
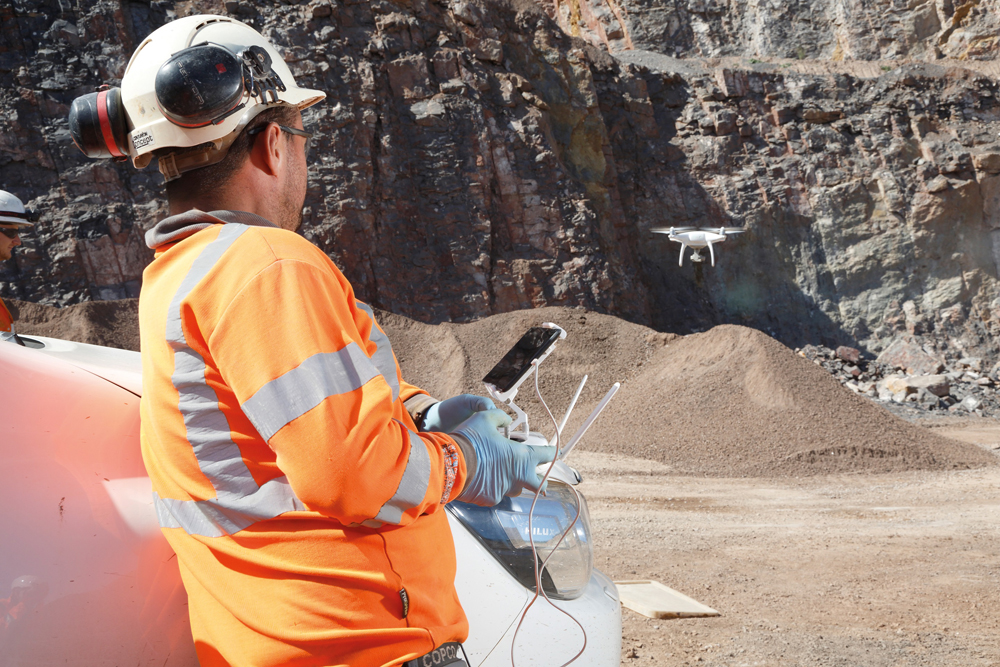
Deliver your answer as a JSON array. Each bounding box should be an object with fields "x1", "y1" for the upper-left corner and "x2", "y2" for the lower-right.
[{"x1": 248, "y1": 122, "x2": 285, "y2": 177}]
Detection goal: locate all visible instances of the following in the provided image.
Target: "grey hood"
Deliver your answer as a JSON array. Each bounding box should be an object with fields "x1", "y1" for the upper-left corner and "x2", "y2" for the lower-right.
[{"x1": 146, "y1": 209, "x2": 278, "y2": 250}]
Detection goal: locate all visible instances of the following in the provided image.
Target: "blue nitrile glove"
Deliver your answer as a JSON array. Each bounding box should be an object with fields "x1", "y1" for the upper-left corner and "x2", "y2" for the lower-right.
[
  {"x1": 450, "y1": 409, "x2": 557, "y2": 507},
  {"x1": 422, "y1": 394, "x2": 496, "y2": 433}
]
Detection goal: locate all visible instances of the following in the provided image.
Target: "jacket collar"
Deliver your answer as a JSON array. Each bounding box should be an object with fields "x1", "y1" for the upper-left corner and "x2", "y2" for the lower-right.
[{"x1": 145, "y1": 209, "x2": 278, "y2": 250}]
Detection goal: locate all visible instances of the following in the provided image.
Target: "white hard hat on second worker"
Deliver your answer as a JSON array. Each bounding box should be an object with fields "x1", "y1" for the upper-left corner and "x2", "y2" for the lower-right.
[
  {"x1": 0, "y1": 190, "x2": 34, "y2": 228},
  {"x1": 68, "y1": 15, "x2": 325, "y2": 181}
]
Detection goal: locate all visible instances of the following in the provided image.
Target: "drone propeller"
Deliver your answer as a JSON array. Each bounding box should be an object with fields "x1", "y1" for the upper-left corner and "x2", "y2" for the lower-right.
[
  {"x1": 699, "y1": 226, "x2": 746, "y2": 234},
  {"x1": 652, "y1": 226, "x2": 696, "y2": 234}
]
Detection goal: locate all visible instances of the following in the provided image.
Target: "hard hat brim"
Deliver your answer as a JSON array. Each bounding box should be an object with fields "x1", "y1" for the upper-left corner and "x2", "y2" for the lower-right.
[
  {"x1": 0, "y1": 217, "x2": 34, "y2": 228},
  {"x1": 285, "y1": 87, "x2": 326, "y2": 110}
]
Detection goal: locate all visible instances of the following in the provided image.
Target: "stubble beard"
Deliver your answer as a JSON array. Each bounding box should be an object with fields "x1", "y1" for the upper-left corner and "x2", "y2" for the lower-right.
[
  {"x1": 281, "y1": 163, "x2": 307, "y2": 233},
  {"x1": 279, "y1": 187, "x2": 306, "y2": 232}
]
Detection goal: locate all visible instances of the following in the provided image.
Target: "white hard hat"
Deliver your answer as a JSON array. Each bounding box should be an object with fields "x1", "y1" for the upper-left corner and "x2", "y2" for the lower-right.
[
  {"x1": 113, "y1": 15, "x2": 326, "y2": 180},
  {"x1": 0, "y1": 190, "x2": 34, "y2": 228}
]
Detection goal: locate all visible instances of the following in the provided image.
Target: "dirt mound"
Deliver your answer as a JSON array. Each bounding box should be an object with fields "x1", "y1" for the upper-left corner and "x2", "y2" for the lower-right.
[
  {"x1": 584, "y1": 325, "x2": 996, "y2": 476},
  {"x1": 10, "y1": 298, "x2": 139, "y2": 351},
  {"x1": 12, "y1": 297, "x2": 993, "y2": 476},
  {"x1": 381, "y1": 312, "x2": 994, "y2": 477}
]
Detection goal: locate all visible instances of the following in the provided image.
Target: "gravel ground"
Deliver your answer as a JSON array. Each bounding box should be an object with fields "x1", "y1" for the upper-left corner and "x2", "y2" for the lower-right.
[{"x1": 570, "y1": 421, "x2": 1000, "y2": 666}]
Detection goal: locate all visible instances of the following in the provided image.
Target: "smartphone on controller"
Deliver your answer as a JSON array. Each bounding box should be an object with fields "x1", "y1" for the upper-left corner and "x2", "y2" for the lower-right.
[{"x1": 482, "y1": 327, "x2": 563, "y2": 395}]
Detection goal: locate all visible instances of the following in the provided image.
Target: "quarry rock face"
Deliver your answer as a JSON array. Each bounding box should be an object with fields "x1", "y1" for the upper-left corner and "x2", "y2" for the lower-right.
[
  {"x1": 567, "y1": 0, "x2": 1000, "y2": 62},
  {"x1": 3, "y1": 0, "x2": 1000, "y2": 364}
]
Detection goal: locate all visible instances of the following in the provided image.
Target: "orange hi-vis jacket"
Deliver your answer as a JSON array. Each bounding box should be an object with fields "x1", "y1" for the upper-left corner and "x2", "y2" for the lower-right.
[
  {"x1": 138, "y1": 210, "x2": 469, "y2": 667},
  {"x1": 0, "y1": 298, "x2": 12, "y2": 332}
]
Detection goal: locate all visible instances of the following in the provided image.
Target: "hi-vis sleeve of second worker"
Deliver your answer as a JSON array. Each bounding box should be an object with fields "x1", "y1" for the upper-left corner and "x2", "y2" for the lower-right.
[{"x1": 209, "y1": 255, "x2": 467, "y2": 528}]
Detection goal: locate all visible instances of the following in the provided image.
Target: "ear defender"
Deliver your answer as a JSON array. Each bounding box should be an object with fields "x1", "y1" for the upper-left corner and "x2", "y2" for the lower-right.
[
  {"x1": 152, "y1": 42, "x2": 287, "y2": 129},
  {"x1": 154, "y1": 43, "x2": 248, "y2": 128},
  {"x1": 68, "y1": 86, "x2": 130, "y2": 160}
]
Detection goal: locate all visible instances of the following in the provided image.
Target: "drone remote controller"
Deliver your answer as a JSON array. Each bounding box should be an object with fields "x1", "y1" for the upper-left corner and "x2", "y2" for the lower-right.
[
  {"x1": 482, "y1": 323, "x2": 620, "y2": 462},
  {"x1": 482, "y1": 323, "x2": 565, "y2": 438}
]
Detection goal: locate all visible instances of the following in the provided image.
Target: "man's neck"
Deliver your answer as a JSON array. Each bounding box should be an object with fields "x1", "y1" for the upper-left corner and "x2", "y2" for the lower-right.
[{"x1": 168, "y1": 196, "x2": 238, "y2": 217}]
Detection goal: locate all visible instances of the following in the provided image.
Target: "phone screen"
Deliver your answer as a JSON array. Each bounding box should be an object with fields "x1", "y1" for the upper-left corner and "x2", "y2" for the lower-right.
[{"x1": 482, "y1": 327, "x2": 562, "y2": 393}]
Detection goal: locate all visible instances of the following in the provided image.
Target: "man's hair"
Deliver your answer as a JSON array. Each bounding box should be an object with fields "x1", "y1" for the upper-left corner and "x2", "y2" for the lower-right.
[{"x1": 162, "y1": 105, "x2": 299, "y2": 204}]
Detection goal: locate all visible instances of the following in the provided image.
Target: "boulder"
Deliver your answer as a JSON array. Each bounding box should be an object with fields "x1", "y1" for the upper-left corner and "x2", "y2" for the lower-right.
[
  {"x1": 907, "y1": 374, "x2": 950, "y2": 397},
  {"x1": 961, "y1": 395, "x2": 983, "y2": 411},
  {"x1": 957, "y1": 357, "x2": 983, "y2": 372},
  {"x1": 974, "y1": 152, "x2": 1000, "y2": 174},
  {"x1": 876, "y1": 338, "x2": 945, "y2": 375},
  {"x1": 410, "y1": 99, "x2": 447, "y2": 126},
  {"x1": 835, "y1": 345, "x2": 860, "y2": 364},
  {"x1": 916, "y1": 388, "x2": 940, "y2": 409},
  {"x1": 926, "y1": 175, "x2": 950, "y2": 193},
  {"x1": 882, "y1": 376, "x2": 915, "y2": 395}
]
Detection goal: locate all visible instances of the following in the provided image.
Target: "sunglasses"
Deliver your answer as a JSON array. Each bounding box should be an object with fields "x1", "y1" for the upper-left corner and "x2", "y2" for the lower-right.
[
  {"x1": 247, "y1": 123, "x2": 313, "y2": 158},
  {"x1": 0, "y1": 228, "x2": 20, "y2": 239}
]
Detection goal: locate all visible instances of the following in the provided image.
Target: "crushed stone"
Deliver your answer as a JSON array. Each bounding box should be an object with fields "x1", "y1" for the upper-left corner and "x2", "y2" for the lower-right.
[
  {"x1": 379, "y1": 310, "x2": 996, "y2": 478},
  {"x1": 12, "y1": 300, "x2": 995, "y2": 477}
]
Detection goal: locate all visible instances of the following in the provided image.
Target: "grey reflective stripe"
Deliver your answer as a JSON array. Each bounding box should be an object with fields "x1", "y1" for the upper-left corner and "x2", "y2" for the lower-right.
[
  {"x1": 354, "y1": 301, "x2": 400, "y2": 402},
  {"x1": 164, "y1": 223, "x2": 246, "y2": 346},
  {"x1": 153, "y1": 478, "x2": 304, "y2": 538},
  {"x1": 242, "y1": 344, "x2": 382, "y2": 441},
  {"x1": 157, "y1": 223, "x2": 304, "y2": 537},
  {"x1": 172, "y1": 346, "x2": 259, "y2": 496},
  {"x1": 373, "y1": 426, "x2": 432, "y2": 525}
]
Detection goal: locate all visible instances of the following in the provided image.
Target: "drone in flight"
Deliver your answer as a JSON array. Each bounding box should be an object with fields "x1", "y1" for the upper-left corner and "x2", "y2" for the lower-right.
[{"x1": 651, "y1": 226, "x2": 746, "y2": 266}]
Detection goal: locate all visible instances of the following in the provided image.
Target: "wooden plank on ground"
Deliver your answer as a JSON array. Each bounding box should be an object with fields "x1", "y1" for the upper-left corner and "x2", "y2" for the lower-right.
[{"x1": 614, "y1": 580, "x2": 721, "y2": 619}]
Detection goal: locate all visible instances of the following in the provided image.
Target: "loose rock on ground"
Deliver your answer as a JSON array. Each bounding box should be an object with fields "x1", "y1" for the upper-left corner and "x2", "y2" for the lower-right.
[{"x1": 798, "y1": 341, "x2": 1000, "y2": 419}]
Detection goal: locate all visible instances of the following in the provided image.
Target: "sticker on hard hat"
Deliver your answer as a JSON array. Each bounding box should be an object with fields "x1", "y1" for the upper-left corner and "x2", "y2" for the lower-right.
[{"x1": 132, "y1": 131, "x2": 154, "y2": 150}]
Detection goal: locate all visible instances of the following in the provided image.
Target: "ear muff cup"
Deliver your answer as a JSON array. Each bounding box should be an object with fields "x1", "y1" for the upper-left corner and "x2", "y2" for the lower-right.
[
  {"x1": 155, "y1": 43, "x2": 247, "y2": 128},
  {"x1": 69, "y1": 87, "x2": 129, "y2": 160}
]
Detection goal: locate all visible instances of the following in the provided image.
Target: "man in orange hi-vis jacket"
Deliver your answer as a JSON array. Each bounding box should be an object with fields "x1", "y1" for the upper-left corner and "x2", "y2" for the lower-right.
[
  {"x1": 66, "y1": 15, "x2": 556, "y2": 667},
  {"x1": 0, "y1": 190, "x2": 34, "y2": 333}
]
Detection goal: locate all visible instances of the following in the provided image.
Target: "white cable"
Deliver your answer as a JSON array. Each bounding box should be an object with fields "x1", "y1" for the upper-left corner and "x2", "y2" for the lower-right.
[{"x1": 510, "y1": 360, "x2": 587, "y2": 667}]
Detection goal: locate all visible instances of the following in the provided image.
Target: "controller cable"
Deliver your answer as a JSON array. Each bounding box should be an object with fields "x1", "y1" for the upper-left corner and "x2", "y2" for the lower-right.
[{"x1": 510, "y1": 359, "x2": 587, "y2": 667}]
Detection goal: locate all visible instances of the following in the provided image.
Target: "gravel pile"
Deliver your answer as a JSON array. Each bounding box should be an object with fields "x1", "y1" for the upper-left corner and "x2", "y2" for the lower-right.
[
  {"x1": 578, "y1": 324, "x2": 995, "y2": 477},
  {"x1": 798, "y1": 343, "x2": 1000, "y2": 418},
  {"x1": 11, "y1": 300, "x2": 995, "y2": 477},
  {"x1": 380, "y1": 311, "x2": 995, "y2": 478}
]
